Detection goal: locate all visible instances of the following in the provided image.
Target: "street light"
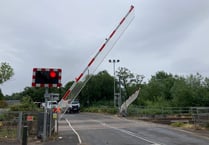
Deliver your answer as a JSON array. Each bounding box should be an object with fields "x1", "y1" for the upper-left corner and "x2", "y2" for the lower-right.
[{"x1": 109, "y1": 59, "x2": 120, "y2": 107}]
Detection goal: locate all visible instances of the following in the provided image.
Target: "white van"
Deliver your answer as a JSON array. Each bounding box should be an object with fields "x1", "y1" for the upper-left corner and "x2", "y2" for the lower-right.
[{"x1": 42, "y1": 101, "x2": 58, "y2": 109}]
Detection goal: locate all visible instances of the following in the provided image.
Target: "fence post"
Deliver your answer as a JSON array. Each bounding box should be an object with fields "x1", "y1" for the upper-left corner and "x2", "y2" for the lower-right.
[
  {"x1": 22, "y1": 126, "x2": 28, "y2": 145},
  {"x1": 49, "y1": 111, "x2": 52, "y2": 137},
  {"x1": 17, "y1": 112, "x2": 23, "y2": 142}
]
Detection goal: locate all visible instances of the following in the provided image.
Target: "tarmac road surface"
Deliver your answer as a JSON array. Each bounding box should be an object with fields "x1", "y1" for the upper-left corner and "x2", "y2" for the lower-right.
[
  {"x1": 64, "y1": 112, "x2": 209, "y2": 145},
  {"x1": 2, "y1": 112, "x2": 208, "y2": 145}
]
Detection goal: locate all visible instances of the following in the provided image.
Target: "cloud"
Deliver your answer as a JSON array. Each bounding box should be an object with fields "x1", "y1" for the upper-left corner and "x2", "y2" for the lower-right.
[{"x1": 1, "y1": 0, "x2": 209, "y2": 95}]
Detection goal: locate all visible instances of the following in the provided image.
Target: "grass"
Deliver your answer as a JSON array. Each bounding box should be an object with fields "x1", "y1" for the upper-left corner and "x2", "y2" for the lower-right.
[
  {"x1": 170, "y1": 122, "x2": 209, "y2": 131},
  {"x1": 0, "y1": 127, "x2": 17, "y2": 138},
  {"x1": 82, "y1": 106, "x2": 118, "y2": 114},
  {"x1": 170, "y1": 122, "x2": 185, "y2": 127}
]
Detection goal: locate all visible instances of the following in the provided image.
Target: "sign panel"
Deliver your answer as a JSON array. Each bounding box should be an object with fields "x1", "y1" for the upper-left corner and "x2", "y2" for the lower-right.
[
  {"x1": 27, "y1": 115, "x2": 34, "y2": 121},
  {"x1": 32, "y1": 68, "x2": 62, "y2": 88}
]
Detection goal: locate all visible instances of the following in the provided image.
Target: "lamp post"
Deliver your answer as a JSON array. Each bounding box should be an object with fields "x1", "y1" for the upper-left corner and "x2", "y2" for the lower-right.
[{"x1": 109, "y1": 59, "x2": 120, "y2": 107}]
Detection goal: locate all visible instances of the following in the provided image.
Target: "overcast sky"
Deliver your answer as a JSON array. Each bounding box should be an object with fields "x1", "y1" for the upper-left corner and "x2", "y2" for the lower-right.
[{"x1": 1, "y1": 0, "x2": 209, "y2": 95}]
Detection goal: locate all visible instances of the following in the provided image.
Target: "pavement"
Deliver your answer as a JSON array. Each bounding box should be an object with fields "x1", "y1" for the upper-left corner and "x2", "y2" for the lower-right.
[
  {"x1": 28, "y1": 119, "x2": 79, "y2": 145},
  {"x1": 0, "y1": 118, "x2": 79, "y2": 145}
]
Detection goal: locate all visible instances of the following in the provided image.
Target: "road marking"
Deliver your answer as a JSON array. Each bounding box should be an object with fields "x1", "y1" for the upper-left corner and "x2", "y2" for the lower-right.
[
  {"x1": 65, "y1": 119, "x2": 82, "y2": 144},
  {"x1": 95, "y1": 120, "x2": 164, "y2": 145}
]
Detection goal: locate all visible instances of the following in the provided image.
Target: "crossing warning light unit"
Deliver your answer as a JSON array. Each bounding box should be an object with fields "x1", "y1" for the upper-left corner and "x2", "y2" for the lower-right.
[{"x1": 32, "y1": 68, "x2": 62, "y2": 88}]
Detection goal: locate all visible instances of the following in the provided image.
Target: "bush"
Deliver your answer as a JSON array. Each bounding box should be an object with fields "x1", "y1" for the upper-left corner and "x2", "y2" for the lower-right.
[
  {"x1": 0, "y1": 100, "x2": 8, "y2": 108},
  {"x1": 82, "y1": 106, "x2": 117, "y2": 114},
  {"x1": 0, "y1": 114, "x2": 5, "y2": 121},
  {"x1": 10, "y1": 103, "x2": 39, "y2": 111}
]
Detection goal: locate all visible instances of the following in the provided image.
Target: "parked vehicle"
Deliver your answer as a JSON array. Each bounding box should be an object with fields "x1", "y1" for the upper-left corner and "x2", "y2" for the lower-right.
[
  {"x1": 66, "y1": 100, "x2": 80, "y2": 113},
  {"x1": 41, "y1": 101, "x2": 58, "y2": 109}
]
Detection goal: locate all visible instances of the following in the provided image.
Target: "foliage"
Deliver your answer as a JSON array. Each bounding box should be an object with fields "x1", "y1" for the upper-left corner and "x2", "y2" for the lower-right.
[
  {"x1": 6, "y1": 86, "x2": 63, "y2": 103},
  {"x1": 82, "y1": 106, "x2": 117, "y2": 114},
  {"x1": 79, "y1": 71, "x2": 114, "y2": 106},
  {"x1": 4, "y1": 68, "x2": 209, "y2": 110},
  {"x1": 116, "y1": 67, "x2": 144, "y2": 99},
  {"x1": 144, "y1": 96, "x2": 171, "y2": 108},
  {"x1": 0, "y1": 89, "x2": 4, "y2": 100},
  {"x1": 0, "y1": 62, "x2": 14, "y2": 84},
  {"x1": 0, "y1": 128, "x2": 17, "y2": 138},
  {"x1": 138, "y1": 71, "x2": 209, "y2": 107},
  {"x1": 10, "y1": 96, "x2": 39, "y2": 111},
  {"x1": 171, "y1": 122, "x2": 185, "y2": 127},
  {"x1": 0, "y1": 62, "x2": 14, "y2": 100},
  {"x1": 0, "y1": 100, "x2": 8, "y2": 108}
]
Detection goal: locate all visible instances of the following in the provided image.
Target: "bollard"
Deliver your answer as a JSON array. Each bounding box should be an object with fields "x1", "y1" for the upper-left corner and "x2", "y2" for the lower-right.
[{"x1": 22, "y1": 126, "x2": 28, "y2": 145}]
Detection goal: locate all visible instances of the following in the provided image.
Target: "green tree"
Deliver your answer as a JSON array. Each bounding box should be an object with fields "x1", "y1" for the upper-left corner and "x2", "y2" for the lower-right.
[
  {"x1": 0, "y1": 62, "x2": 14, "y2": 84},
  {"x1": 21, "y1": 87, "x2": 46, "y2": 102},
  {"x1": 116, "y1": 67, "x2": 144, "y2": 106},
  {"x1": 180, "y1": 73, "x2": 209, "y2": 106},
  {"x1": 0, "y1": 89, "x2": 8, "y2": 107},
  {"x1": 0, "y1": 89, "x2": 3, "y2": 100},
  {"x1": 138, "y1": 71, "x2": 176, "y2": 106},
  {"x1": 139, "y1": 72, "x2": 209, "y2": 107},
  {"x1": 0, "y1": 62, "x2": 14, "y2": 100},
  {"x1": 116, "y1": 67, "x2": 135, "y2": 98},
  {"x1": 79, "y1": 71, "x2": 113, "y2": 106},
  {"x1": 10, "y1": 96, "x2": 38, "y2": 111},
  {"x1": 170, "y1": 78, "x2": 191, "y2": 106}
]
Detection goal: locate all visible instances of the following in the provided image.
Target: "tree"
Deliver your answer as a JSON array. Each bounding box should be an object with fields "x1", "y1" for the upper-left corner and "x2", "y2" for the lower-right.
[
  {"x1": 149, "y1": 71, "x2": 175, "y2": 100},
  {"x1": 138, "y1": 71, "x2": 177, "y2": 106},
  {"x1": 171, "y1": 78, "x2": 195, "y2": 107},
  {"x1": 0, "y1": 62, "x2": 14, "y2": 84},
  {"x1": 0, "y1": 89, "x2": 3, "y2": 100},
  {"x1": 10, "y1": 96, "x2": 38, "y2": 111},
  {"x1": 0, "y1": 89, "x2": 8, "y2": 107},
  {"x1": 79, "y1": 71, "x2": 113, "y2": 106},
  {"x1": 21, "y1": 87, "x2": 46, "y2": 102},
  {"x1": 116, "y1": 67, "x2": 144, "y2": 99}
]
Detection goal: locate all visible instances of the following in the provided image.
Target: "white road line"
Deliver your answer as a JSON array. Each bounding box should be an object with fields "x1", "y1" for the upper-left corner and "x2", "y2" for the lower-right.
[
  {"x1": 65, "y1": 119, "x2": 82, "y2": 144},
  {"x1": 95, "y1": 120, "x2": 164, "y2": 145}
]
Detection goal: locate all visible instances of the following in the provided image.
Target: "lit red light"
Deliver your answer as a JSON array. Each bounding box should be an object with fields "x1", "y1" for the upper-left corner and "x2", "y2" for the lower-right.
[{"x1": 50, "y1": 71, "x2": 56, "y2": 78}]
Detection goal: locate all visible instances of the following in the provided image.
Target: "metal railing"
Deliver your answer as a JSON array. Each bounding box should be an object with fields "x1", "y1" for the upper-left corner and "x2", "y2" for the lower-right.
[
  {"x1": 191, "y1": 107, "x2": 209, "y2": 127},
  {"x1": 127, "y1": 106, "x2": 209, "y2": 126}
]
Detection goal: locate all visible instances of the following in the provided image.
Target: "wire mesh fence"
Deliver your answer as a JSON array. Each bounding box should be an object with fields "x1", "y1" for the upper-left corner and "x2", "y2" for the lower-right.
[
  {"x1": 0, "y1": 110, "x2": 57, "y2": 144},
  {"x1": 0, "y1": 111, "x2": 21, "y2": 141}
]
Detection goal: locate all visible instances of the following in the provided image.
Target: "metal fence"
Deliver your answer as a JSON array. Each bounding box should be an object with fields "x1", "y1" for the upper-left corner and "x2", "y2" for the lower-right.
[
  {"x1": 191, "y1": 107, "x2": 209, "y2": 127},
  {"x1": 0, "y1": 110, "x2": 56, "y2": 143},
  {"x1": 127, "y1": 106, "x2": 209, "y2": 126}
]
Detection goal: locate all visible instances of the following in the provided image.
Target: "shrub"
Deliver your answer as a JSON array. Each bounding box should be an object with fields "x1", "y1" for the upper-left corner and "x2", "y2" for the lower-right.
[
  {"x1": 0, "y1": 100, "x2": 8, "y2": 108},
  {"x1": 82, "y1": 106, "x2": 117, "y2": 114}
]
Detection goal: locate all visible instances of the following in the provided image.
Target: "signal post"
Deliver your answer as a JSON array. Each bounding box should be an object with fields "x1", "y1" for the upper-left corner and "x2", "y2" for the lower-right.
[{"x1": 32, "y1": 68, "x2": 62, "y2": 141}]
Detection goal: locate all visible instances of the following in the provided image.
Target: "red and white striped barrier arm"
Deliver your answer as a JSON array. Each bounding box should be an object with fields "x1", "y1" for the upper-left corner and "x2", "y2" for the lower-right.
[{"x1": 62, "y1": 5, "x2": 135, "y2": 101}]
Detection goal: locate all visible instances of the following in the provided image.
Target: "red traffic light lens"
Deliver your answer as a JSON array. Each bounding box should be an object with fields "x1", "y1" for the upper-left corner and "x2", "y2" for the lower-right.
[{"x1": 50, "y1": 71, "x2": 56, "y2": 78}]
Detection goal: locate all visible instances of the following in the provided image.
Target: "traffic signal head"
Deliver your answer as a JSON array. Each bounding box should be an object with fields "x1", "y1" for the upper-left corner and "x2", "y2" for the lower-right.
[{"x1": 32, "y1": 68, "x2": 62, "y2": 88}]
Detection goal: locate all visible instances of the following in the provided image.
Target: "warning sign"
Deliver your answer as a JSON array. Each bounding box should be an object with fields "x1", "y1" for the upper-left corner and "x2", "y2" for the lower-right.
[
  {"x1": 27, "y1": 116, "x2": 34, "y2": 121},
  {"x1": 53, "y1": 113, "x2": 57, "y2": 119}
]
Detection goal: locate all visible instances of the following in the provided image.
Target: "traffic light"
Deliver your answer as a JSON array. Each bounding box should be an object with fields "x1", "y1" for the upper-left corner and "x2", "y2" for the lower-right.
[{"x1": 32, "y1": 68, "x2": 62, "y2": 87}]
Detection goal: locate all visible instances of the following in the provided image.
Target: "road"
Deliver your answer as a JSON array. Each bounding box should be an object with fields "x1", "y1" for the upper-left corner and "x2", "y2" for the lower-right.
[{"x1": 63, "y1": 113, "x2": 209, "y2": 145}]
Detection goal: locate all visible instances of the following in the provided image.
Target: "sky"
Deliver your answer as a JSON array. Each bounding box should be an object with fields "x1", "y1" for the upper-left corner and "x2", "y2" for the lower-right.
[{"x1": 1, "y1": 0, "x2": 209, "y2": 95}]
